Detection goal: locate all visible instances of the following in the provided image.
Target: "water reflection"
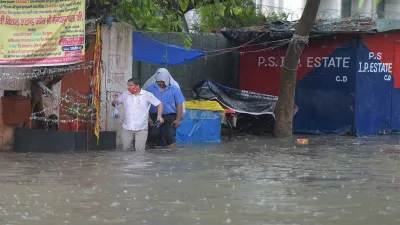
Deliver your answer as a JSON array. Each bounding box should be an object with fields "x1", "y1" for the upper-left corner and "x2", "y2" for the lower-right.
[{"x1": 0, "y1": 135, "x2": 400, "y2": 224}]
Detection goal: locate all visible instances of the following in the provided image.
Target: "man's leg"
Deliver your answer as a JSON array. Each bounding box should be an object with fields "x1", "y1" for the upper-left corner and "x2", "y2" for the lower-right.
[
  {"x1": 162, "y1": 114, "x2": 177, "y2": 149},
  {"x1": 134, "y1": 129, "x2": 148, "y2": 151},
  {"x1": 120, "y1": 128, "x2": 134, "y2": 150},
  {"x1": 147, "y1": 114, "x2": 159, "y2": 149}
]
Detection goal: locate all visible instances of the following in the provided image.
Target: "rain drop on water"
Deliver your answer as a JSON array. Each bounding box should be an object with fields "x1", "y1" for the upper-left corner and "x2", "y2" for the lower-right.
[{"x1": 110, "y1": 201, "x2": 120, "y2": 207}]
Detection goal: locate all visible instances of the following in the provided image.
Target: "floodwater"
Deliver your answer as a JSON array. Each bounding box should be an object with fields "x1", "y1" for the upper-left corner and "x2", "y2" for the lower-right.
[{"x1": 1, "y1": 135, "x2": 400, "y2": 225}]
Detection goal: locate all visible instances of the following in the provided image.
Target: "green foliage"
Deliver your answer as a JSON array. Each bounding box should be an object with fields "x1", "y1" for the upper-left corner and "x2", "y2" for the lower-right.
[
  {"x1": 358, "y1": 0, "x2": 382, "y2": 9},
  {"x1": 106, "y1": 0, "x2": 381, "y2": 48},
  {"x1": 111, "y1": 0, "x2": 184, "y2": 32},
  {"x1": 107, "y1": 0, "x2": 288, "y2": 48},
  {"x1": 191, "y1": 0, "x2": 287, "y2": 33},
  {"x1": 110, "y1": 0, "x2": 288, "y2": 33}
]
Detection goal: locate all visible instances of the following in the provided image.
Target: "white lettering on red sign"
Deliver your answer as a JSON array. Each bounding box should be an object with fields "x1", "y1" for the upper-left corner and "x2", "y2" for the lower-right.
[{"x1": 258, "y1": 56, "x2": 351, "y2": 68}]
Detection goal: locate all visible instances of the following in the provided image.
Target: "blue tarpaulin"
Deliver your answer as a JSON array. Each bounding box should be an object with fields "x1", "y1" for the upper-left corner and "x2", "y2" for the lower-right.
[{"x1": 133, "y1": 32, "x2": 206, "y2": 65}]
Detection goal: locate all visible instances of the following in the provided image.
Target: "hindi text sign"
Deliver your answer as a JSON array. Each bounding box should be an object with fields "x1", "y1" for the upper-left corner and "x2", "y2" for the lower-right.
[{"x1": 0, "y1": 0, "x2": 85, "y2": 67}]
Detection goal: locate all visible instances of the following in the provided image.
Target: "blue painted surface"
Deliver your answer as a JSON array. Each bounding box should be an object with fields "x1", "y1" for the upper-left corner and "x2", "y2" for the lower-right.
[
  {"x1": 293, "y1": 41, "x2": 357, "y2": 135},
  {"x1": 354, "y1": 42, "x2": 393, "y2": 136},
  {"x1": 176, "y1": 110, "x2": 222, "y2": 143},
  {"x1": 293, "y1": 39, "x2": 400, "y2": 136},
  {"x1": 391, "y1": 87, "x2": 400, "y2": 131}
]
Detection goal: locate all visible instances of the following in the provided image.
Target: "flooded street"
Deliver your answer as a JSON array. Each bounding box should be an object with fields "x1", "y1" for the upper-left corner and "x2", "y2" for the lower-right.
[{"x1": 1, "y1": 135, "x2": 400, "y2": 225}]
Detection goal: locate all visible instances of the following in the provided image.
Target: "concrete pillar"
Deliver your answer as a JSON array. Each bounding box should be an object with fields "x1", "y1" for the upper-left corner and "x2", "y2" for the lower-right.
[
  {"x1": 260, "y1": 0, "x2": 283, "y2": 17},
  {"x1": 342, "y1": 0, "x2": 352, "y2": 17},
  {"x1": 261, "y1": 0, "x2": 282, "y2": 8},
  {"x1": 274, "y1": 0, "x2": 342, "y2": 20},
  {"x1": 384, "y1": 0, "x2": 400, "y2": 19},
  {"x1": 351, "y1": 0, "x2": 375, "y2": 18},
  {"x1": 282, "y1": 0, "x2": 306, "y2": 20},
  {"x1": 318, "y1": 0, "x2": 342, "y2": 19}
]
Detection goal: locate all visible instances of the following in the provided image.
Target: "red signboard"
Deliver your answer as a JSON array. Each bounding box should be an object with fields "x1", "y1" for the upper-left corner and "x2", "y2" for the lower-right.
[{"x1": 239, "y1": 33, "x2": 400, "y2": 95}]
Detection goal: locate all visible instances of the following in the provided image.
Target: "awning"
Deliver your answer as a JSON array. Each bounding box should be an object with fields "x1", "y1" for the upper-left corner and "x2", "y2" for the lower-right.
[{"x1": 133, "y1": 32, "x2": 205, "y2": 65}]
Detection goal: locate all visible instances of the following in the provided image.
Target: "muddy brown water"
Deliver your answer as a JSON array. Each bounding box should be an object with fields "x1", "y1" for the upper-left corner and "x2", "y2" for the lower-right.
[{"x1": 1, "y1": 135, "x2": 400, "y2": 225}]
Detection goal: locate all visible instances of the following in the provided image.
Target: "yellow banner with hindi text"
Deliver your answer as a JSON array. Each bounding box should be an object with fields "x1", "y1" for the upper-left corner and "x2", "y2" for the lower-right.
[{"x1": 0, "y1": 0, "x2": 85, "y2": 67}]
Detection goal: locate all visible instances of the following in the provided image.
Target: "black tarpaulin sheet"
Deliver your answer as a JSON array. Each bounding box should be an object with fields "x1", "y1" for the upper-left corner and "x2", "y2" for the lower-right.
[{"x1": 193, "y1": 80, "x2": 279, "y2": 115}]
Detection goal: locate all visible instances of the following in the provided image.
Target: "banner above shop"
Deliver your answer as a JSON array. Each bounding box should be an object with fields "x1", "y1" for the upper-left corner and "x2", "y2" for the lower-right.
[
  {"x1": 133, "y1": 32, "x2": 205, "y2": 65},
  {"x1": 0, "y1": 0, "x2": 85, "y2": 67}
]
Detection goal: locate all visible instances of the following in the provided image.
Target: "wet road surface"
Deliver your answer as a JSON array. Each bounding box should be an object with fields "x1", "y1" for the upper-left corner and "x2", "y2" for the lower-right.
[{"x1": 1, "y1": 135, "x2": 400, "y2": 225}]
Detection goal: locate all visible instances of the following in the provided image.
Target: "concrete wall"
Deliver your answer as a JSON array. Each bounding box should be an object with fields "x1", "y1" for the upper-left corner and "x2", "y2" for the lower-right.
[
  {"x1": 132, "y1": 32, "x2": 240, "y2": 97},
  {"x1": 256, "y1": 0, "x2": 400, "y2": 19},
  {"x1": 258, "y1": 0, "x2": 342, "y2": 20},
  {"x1": 384, "y1": 0, "x2": 400, "y2": 18},
  {"x1": 351, "y1": 0, "x2": 375, "y2": 17},
  {"x1": 319, "y1": 0, "x2": 342, "y2": 19},
  {"x1": 100, "y1": 23, "x2": 133, "y2": 145}
]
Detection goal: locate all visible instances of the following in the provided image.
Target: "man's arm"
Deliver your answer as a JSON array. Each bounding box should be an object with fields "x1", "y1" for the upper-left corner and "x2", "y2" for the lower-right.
[
  {"x1": 172, "y1": 88, "x2": 185, "y2": 128},
  {"x1": 175, "y1": 88, "x2": 185, "y2": 120},
  {"x1": 157, "y1": 103, "x2": 164, "y2": 122},
  {"x1": 176, "y1": 103, "x2": 183, "y2": 121},
  {"x1": 148, "y1": 93, "x2": 164, "y2": 123}
]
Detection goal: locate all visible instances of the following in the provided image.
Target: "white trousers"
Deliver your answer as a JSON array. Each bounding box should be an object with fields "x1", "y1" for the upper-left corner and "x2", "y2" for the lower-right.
[{"x1": 120, "y1": 128, "x2": 148, "y2": 151}]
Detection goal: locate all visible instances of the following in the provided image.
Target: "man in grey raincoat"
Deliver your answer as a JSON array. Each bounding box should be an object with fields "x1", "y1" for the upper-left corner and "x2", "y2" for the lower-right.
[{"x1": 145, "y1": 68, "x2": 186, "y2": 149}]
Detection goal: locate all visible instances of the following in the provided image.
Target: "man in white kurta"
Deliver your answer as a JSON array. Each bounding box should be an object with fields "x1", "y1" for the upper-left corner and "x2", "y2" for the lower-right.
[{"x1": 113, "y1": 78, "x2": 164, "y2": 151}]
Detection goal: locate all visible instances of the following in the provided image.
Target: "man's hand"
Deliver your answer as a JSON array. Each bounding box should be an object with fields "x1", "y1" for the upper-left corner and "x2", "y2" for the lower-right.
[
  {"x1": 112, "y1": 100, "x2": 118, "y2": 107},
  {"x1": 157, "y1": 116, "x2": 164, "y2": 124},
  {"x1": 148, "y1": 118, "x2": 154, "y2": 126},
  {"x1": 171, "y1": 120, "x2": 181, "y2": 128}
]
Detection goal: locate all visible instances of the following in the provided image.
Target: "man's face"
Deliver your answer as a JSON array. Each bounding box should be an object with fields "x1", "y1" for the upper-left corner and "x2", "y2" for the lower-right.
[
  {"x1": 127, "y1": 82, "x2": 139, "y2": 93},
  {"x1": 127, "y1": 81, "x2": 135, "y2": 88},
  {"x1": 156, "y1": 81, "x2": 166, "y2": 88}
]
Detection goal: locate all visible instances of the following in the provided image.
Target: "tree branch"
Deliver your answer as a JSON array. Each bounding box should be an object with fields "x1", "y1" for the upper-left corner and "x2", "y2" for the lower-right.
[
  {"x1": 155, "y1": 0, "x2": 229, "y2": 14},
  {"x1": 185, "y1": 0, "x2": 229, "y2": 14},
  {"x1": 123, "y1": 12, "x2": 142, "y2": 30}
]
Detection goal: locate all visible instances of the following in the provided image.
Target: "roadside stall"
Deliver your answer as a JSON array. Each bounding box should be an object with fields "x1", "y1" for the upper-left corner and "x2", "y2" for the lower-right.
[{"x1": 177, "y1": 100, "x2": 225, "y2": 143}]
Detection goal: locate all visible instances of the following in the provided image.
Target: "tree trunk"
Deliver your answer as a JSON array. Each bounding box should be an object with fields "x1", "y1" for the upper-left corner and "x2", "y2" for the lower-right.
[{"x1": 273, "y1": 0, "x2": 321, "y2": 138}]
